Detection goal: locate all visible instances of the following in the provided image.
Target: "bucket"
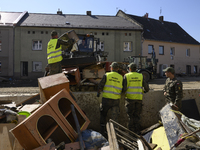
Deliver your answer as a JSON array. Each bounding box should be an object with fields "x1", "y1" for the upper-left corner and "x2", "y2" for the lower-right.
[{"x1": 17, "y1": 111, "x2": 31, "y2": 118}]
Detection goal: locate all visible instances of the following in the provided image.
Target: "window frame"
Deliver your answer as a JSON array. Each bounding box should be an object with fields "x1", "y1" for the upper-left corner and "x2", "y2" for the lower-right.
[
  {"x1": 32, "y1": 61, "x2": 42, "y2": 72},
  {"x1": 159, "y1": 46, "x2": 164, "y2": 55},
  {"x1": 32, "y1": 40, "x2": 42, "y2": 51},
  {"x1": 123, "y1": 41, "x2": 132, "y2": 52},
  {"x1": 186, "y1": 48, "x2": 190, "y2": 57},
  {"x1": 170, "y1": 47, "x2": 175, "y2": 55},
  {"x1": 148, "y1": 45, "x2": 153, "y2": 54}
]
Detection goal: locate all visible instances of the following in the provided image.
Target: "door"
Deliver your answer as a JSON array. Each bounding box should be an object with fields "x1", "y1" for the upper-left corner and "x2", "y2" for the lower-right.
[
  {"x1": 186, "y1": 65, "x2": 191, "y2": 75},
  {"x1": 21, "y1": 61, "x2": 28, "y2": 76}
]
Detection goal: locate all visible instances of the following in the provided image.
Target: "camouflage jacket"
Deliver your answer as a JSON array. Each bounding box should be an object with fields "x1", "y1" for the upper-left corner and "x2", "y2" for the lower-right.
[{"x1": 163, "y1": 77, "x2": 183, "y2": 104}]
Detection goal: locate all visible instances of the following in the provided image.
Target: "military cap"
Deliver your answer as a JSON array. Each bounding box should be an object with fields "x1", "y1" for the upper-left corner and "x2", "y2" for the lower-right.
[
  {"x1": 110, "y1": 62, "x2": 119, "y2": 69},
  {"x1": 128, "y1": 63, "x2": 137, "y2": 70},
  {"x1": 51, "y1": 30, "x2": 57, "y2": 37},
  {"x1": 163, "y1": 67, "x2": 175, "y2": 74}
]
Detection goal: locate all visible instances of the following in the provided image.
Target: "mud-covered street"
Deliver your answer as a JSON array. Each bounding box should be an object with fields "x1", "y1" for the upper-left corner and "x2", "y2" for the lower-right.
[{"x1": 0, "y1": 76, "x2": 200, "y2": 94}]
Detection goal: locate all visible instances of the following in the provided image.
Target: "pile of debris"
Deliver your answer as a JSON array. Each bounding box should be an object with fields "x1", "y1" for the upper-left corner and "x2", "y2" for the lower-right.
[{"x1": 1, "y1": 73, "x2": 200, "y2": 150}]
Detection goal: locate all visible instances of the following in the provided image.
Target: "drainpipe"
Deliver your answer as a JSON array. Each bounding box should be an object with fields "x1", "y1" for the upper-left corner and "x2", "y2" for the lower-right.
[
  {"x1": 12, "y1": 25, "x2": 15, "y2": 79},
  {"x1": 141, "y1": 31, "x2": 144, "y2": 56}
]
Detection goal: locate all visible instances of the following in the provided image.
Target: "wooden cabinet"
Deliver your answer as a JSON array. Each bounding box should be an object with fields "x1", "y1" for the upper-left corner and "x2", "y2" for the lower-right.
[{"x1": 11, "y1": 89, "x2": 90, "y2": 150}]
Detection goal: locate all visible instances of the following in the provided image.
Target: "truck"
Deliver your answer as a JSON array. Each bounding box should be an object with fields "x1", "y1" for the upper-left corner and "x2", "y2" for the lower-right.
[{"x1": 124, "y1": 54, "x2": 157, "y2": 82}]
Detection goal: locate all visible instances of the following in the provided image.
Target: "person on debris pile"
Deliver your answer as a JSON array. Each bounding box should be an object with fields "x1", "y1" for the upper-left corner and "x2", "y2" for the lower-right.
[
  {"x1": 47, "y1": 30, "x2": 75, "y2": 75},
  {"x1": 123, "y1": 63, "x2": 149, "y2": 134},
  {"x1": 97, "y1": 62, "x2": 123, "y2": 135},
  {"x1": 163, "y1": 67, "x2": 183, "y2": 110}
]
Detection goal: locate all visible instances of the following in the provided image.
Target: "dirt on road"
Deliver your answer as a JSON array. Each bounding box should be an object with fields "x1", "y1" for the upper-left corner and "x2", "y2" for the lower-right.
[{"x1": 0, "y1": 76, "x2": 200, "y2": 94}]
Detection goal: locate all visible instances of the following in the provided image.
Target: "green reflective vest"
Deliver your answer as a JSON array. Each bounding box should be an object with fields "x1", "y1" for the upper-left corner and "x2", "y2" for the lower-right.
[
  {"x1": 103, "y1": 72, "x2": 123, "y2": 99},
  {"x1": 47, "y1": 39, "x2": 62, "y2": 64},
  {"x1": 125, "y1": 72, "x2": 143, "y2": 100}
]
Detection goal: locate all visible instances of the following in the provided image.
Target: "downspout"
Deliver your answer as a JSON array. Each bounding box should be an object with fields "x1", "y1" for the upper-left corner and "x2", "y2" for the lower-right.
[
  {"x1": 141, "y1": 31, "x2": 144, "y2": 56},
  {"x1": 12, "y1": 25, "x2": 15, "y2": 79}
]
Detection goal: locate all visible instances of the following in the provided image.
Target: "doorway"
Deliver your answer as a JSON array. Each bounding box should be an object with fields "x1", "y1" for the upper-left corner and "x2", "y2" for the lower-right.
[{"x1": 21, "y1": 61, "x2": 28, "y2": 76}]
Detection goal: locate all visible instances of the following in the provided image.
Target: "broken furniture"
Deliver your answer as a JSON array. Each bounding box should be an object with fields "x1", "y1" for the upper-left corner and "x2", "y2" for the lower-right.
[
  {"x1": 106, "y1": 119, "x2": 153, "y2": 150},
  {"x1": 38, "y1": 73, "x2": 70, "y2": 103},
  {"x1": 10, "y1": 89, "x2": 90, "y2": 150}
]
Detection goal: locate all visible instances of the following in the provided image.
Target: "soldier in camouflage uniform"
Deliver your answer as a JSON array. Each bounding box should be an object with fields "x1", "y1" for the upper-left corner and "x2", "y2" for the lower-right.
[
  {"x1": 97, "y1": 62, "x2": 123, "y2": 135},
  {"x1": 163, "y1": 67, "x2": 183, "y2": 110}
]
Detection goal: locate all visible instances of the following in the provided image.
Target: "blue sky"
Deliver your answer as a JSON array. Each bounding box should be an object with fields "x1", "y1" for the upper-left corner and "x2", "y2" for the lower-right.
[{"x1": 1, "y1": 0, "x2": 200, "y2": 42}]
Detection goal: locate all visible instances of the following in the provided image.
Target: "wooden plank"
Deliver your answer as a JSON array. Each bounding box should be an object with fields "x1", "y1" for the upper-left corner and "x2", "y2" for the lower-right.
[
  {"x1": 19, "y1": 104, "x2": 42, "y2": 113},
  {"x1": 140, "y1": 122, "x2": 162, "y2": 135},
  {"x1": 110, "y1": 122, "x2": 119, "y2": 150},
  {"x1": 0, "y1": 123, "x2": 16, "y2": 150},
  {"x1": 106, "y1": 123, "x2": 113, "y2": 150}
]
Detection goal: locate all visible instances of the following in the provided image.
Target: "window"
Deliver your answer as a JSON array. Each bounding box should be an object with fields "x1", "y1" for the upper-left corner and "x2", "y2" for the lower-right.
[
  {"x1": 32, "y1": 61, "x2": 42, "y2": 72},
  {"x1": 99, "y1": 41, "x2": 104, "y2": 51},
  {"x1": 194, "y1": 66, "x2": 197, "y2": 74},
  {"x1": 159, "y1": 46, "x2": 164, "y2": 55},
  {"x1": 32, "y1": 40, "x2": 42, "y2": 50},
  {"x1": 170, "y1": 47, "x2": 175, "y2": 55},
  {"x1": 186, "y1": 49, "x2": 190, "y2": 56},
  {"x1": 123, "y1": 42, "x2": 132, "y2": 51},
  {"x1": 148, "y1": 45, "x2": 153, "y2": 54},
  {"x1": 0, "y1": 61, "x2": 1, "y2": 73}
]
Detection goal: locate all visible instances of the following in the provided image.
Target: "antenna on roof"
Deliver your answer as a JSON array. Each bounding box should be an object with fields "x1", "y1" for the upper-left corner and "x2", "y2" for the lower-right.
[{"x1": 160, "y1": 7, "x2": 162, "y2": 15}]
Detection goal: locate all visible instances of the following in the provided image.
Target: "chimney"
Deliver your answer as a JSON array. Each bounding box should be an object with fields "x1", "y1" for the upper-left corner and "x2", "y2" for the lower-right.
[
  {"x1": 159, "y1": 16, "x2": 164, "y2": 22},
  {"x1": 86, "y1": 11, "x2": 91, "y2": 16},
  {"x1": 57, "y1": 9, "x2": 63, "y2": 15},
  {"x1": 143, "y1": 13, "x2": 148, "y2": 18}
]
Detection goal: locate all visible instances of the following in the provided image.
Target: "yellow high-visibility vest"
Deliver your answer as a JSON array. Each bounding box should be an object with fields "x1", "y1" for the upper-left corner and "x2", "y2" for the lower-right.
[
  {"x1": 125, "y1": 72, "x2": 143, "y2": 100},
  {"x1": 103, "y1": 72, "x2": 123, "y2": 99},
  {"x1": 47, "y1": 39, "x2": 62, "y2": 64}
]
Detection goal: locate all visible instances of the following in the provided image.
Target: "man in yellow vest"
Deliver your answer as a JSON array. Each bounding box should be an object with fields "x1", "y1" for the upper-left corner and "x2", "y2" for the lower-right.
[
  {"x1": 123, "y1": 63, "x2": 149, "y2": 134},
  {"x1": 97, "y1": 62, "x2": 123, "y2": 135},
  {"x1": 47, "y1": 30, "x2": 75, "y2": 75}
]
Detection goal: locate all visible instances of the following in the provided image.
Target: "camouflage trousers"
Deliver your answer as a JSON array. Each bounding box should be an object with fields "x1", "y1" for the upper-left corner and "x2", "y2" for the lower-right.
[
  {"x1": 125, "y1": 99, "x2": 142, "y2": 133},
  {"x1": 100, "y1": 98, "x2": 120, "y2": 134},
  {"x1": 48, "y1": 61, "x2": 62, "y2": 75}
]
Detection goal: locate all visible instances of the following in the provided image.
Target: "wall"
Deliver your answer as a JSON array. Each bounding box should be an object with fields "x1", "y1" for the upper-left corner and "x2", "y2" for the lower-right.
[
  {"x1": 0, "y1": 27, "x2": 14, "y2": 77},
  {"x1": 2, "y1": 89, "x2": 200, "y2": 132},
  {"x1": 14, "y1": 27, "x2": 142, "y2": 79},
  {"x1": 143, "y1": 40, "x2": 200, "y2": 76}
]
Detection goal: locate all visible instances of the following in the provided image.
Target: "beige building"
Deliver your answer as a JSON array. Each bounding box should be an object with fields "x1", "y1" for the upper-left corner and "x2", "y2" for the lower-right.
[
  {"x1": 11, "y1": 10, "x2": 143, "y2": 79},
  {"x1": 0, "y1": 12, "x2": 26, "y2": 77},
  {"x1": 117, "y1": 10, "x2": 200, "y2": 77}
]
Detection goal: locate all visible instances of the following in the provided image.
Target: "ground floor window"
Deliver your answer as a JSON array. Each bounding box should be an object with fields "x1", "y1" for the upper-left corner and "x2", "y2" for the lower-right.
[
  {"x1": 124, "y1": 42, "x2": 132, "y2": 51},
  {"x1": 32, "y1": 61, "x2": 42, "y2": 72}
]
